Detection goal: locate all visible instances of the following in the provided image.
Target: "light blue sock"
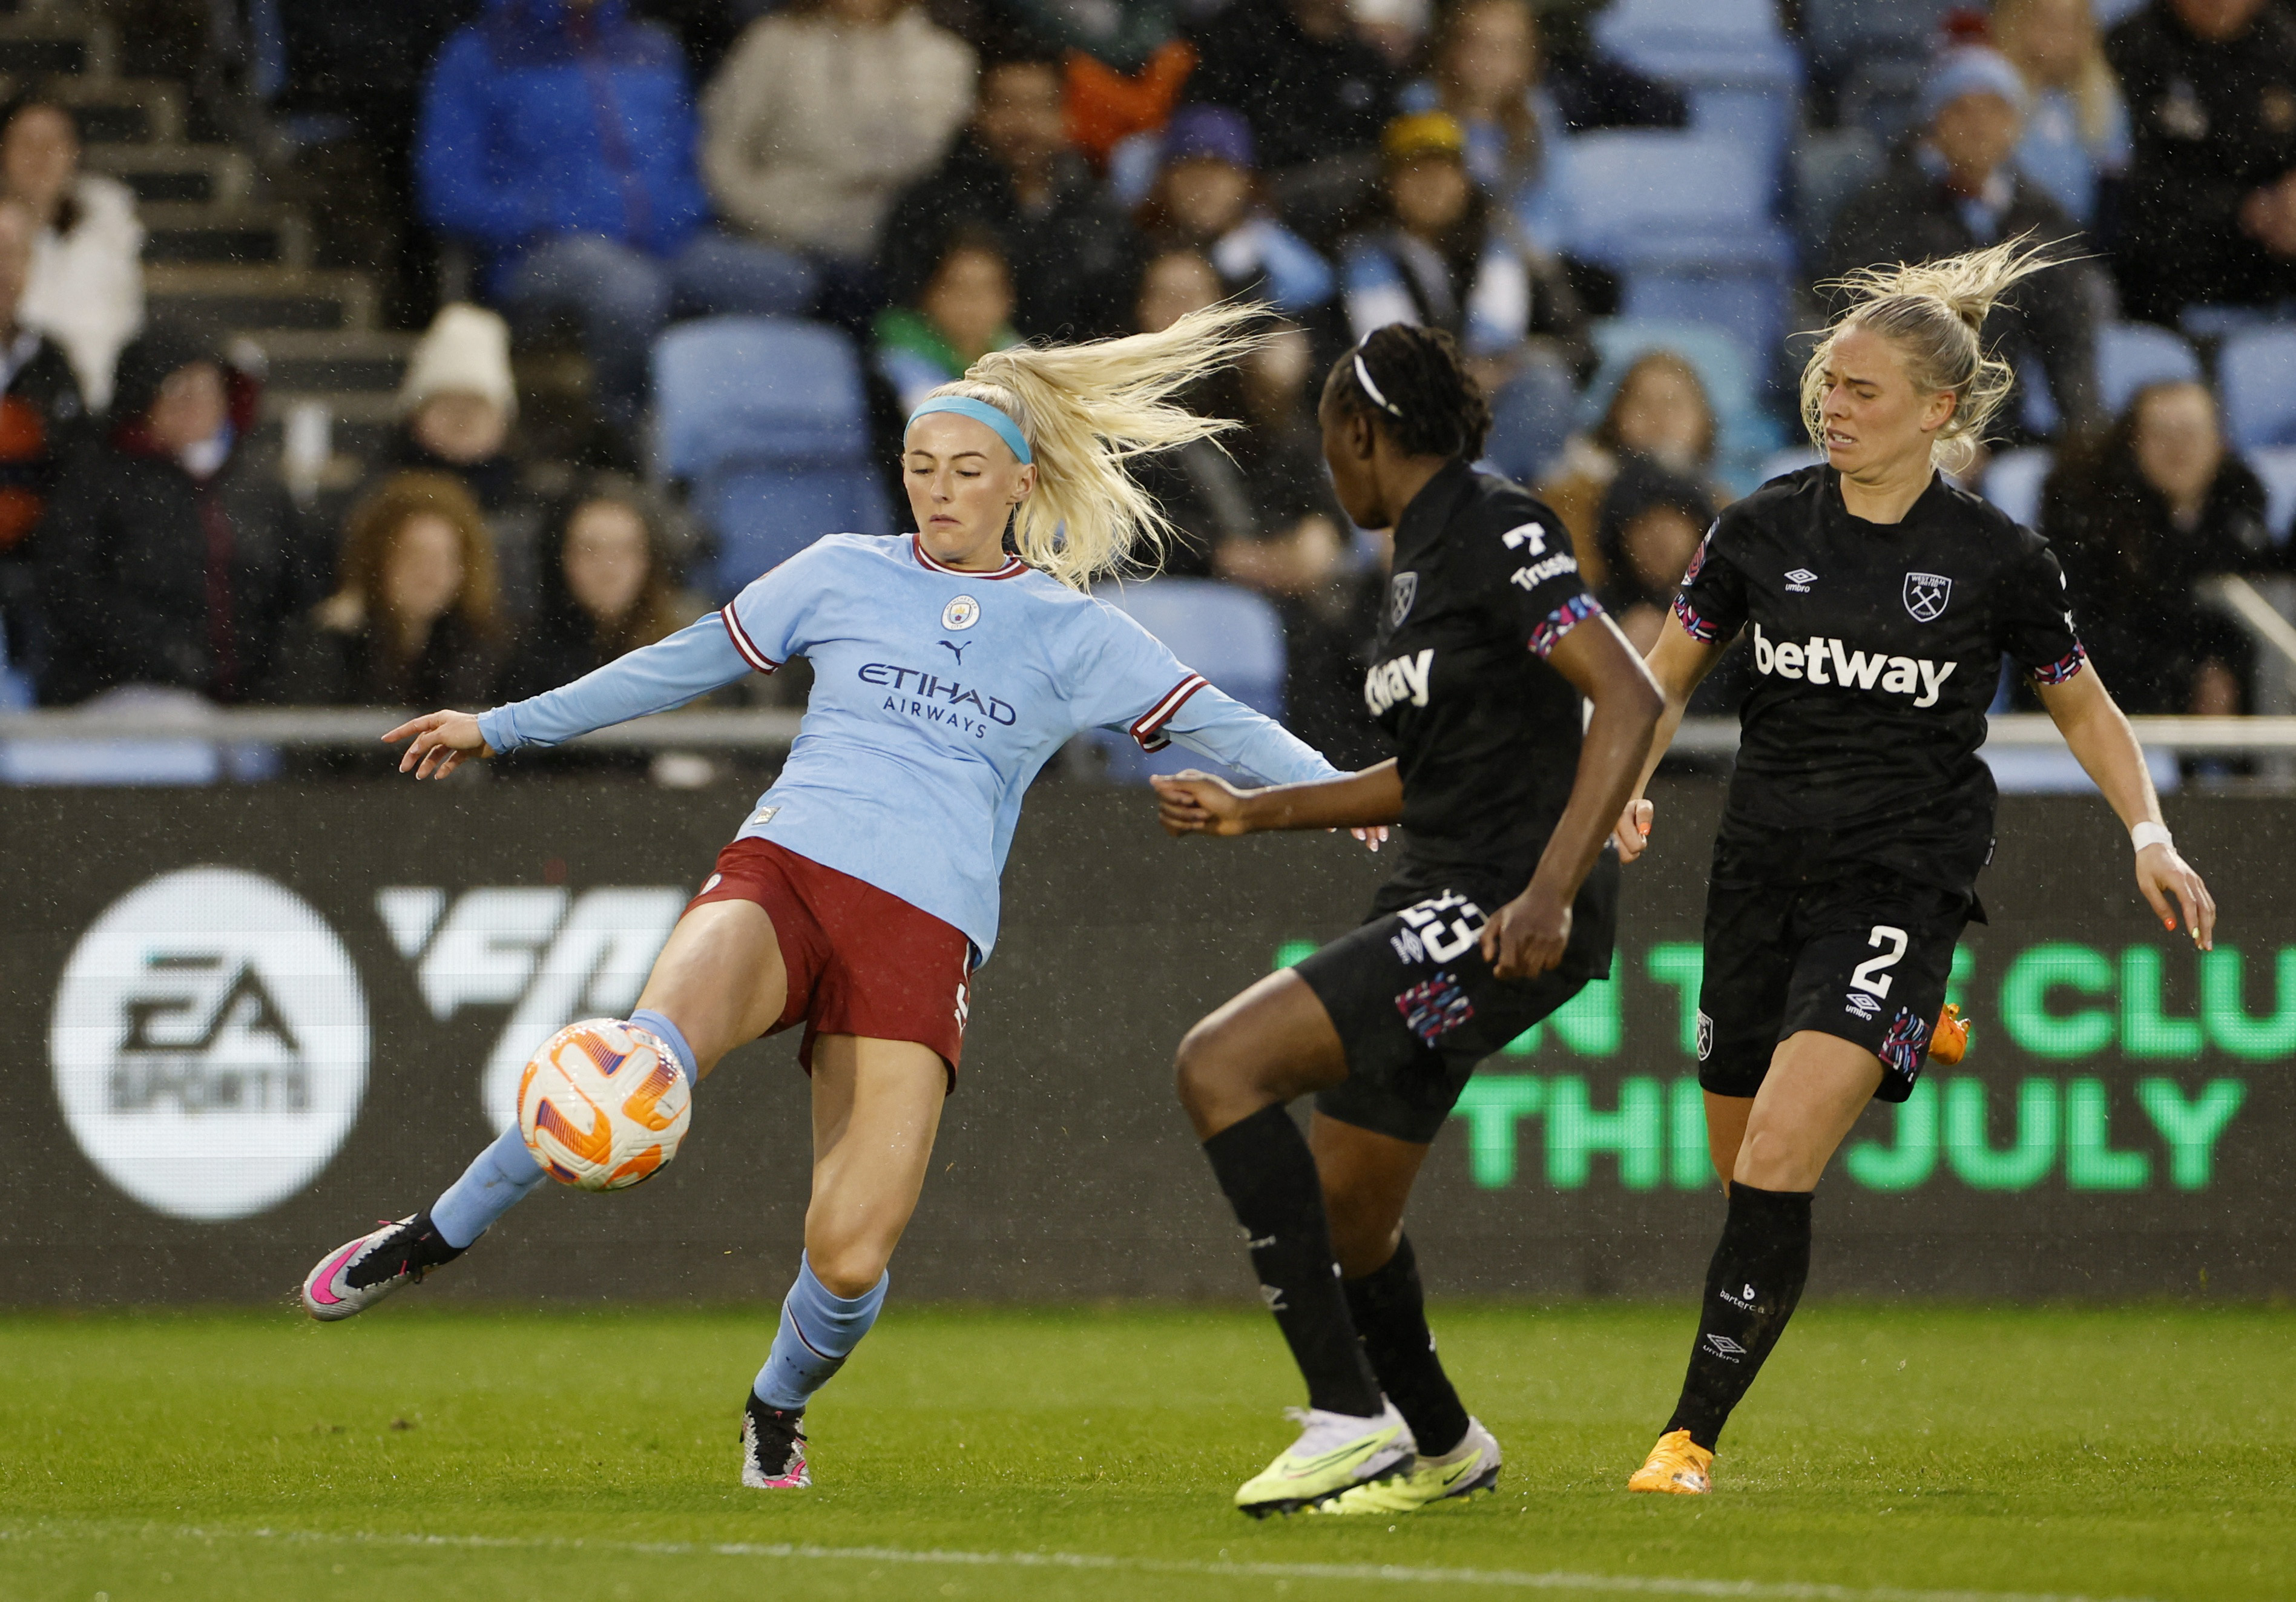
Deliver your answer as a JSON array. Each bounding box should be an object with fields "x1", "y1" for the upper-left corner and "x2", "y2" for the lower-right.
[
  {"x1": 628, "y1": 1008, "x2": 698, "y2": 1087},
  {"x1": 429, "y1": 1122, "x2": 548, "y2": 1250},
  {"x1": 752, "y1": 1253, "x2": 889, "y2": 1411}
]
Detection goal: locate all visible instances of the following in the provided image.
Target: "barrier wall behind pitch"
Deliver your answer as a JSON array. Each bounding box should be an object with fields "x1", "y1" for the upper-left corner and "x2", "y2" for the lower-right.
[{"x1": 1, "y1": 780, "x2": 2287, "y2": 1307}]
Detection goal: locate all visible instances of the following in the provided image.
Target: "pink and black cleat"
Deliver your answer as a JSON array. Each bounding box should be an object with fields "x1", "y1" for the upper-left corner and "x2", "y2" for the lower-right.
[
  {"x1": 741, "y1": 1394, "x2": 811, "y2": 1488},
  {"x1": 302, "y1": 1213, "x2": 464, "y2": 1322}
]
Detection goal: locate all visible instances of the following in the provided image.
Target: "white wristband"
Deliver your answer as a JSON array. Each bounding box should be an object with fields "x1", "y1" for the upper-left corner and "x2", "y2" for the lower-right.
[{"x1": 2131, "y1": 822, "x2": 2174, "y2": 853}]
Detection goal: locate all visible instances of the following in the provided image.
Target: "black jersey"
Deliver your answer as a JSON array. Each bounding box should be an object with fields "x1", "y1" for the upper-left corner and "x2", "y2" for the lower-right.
[
  {"x1": 1674, "y1": 466, "x2": 2086, "y2": 897},
  {"x1": 1363, "y1": 460, "x2": 1618, "y2": 978}
]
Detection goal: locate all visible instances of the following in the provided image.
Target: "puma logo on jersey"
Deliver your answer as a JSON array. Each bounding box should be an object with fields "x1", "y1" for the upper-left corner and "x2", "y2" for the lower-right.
[
  {"x1": 1364, "y1": 648, "x2": 1435, "y2": 715},
  {"x1": 1751, "y1": 622, "x2": 1956, "y2": 707},
  {"x1": 1509, "y1": 552, "x2": 1578, "y2": 590}
]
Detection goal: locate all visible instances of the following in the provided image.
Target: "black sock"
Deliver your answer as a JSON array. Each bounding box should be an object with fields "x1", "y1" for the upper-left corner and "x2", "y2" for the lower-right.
[
  {"x1": 1344, "y1": 1234, "x2": 1469, "y2": 1456},
  {"x1": 1664, "y1": 1183, "x2": 1813, "y2": 1452},
  {"x1": 1203, "y1": 1105, "x2": 1383, "y2": 1418}
]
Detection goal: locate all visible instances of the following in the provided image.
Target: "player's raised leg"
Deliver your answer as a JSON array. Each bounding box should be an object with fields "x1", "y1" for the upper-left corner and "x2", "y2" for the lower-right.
[
  {"x1": 303, "y1": 900, "x2": 789, "y2": 1321},
  {"x1": 1176, "y1": 971, "x2": 1415, "y2": 1517},
  {"x1": 1308, "y1": 1115, "x2": 1501, "y2": 1515},
  {"x1": 742, "y1": 1034, "x2": 946, "y2": 1489}
]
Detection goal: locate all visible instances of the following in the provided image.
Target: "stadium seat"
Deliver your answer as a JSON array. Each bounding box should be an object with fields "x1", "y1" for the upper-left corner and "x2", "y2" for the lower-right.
[
  {"x1": 1791, "y1": 128, "x2": 1884, "y2": 258},
  {"x1": 652, "y1": 315, "x2": 895, "y2": 598},
  {"x1": 1085, "y1": 578, "x2": 1286, "y2": 784},
  {"x1": 2249, "y1": 446, "x2": 2296, "y2": 547},
  {"x1": 2219, "y1": 328, "x2": 2296, "y2": 453},
  {"x1": 1591, "y1": 0, "x2": 1801, "y2": 168},
  {"x1": 2097, "y1": 322, "x2": 2203, "y2": 417},
  {"x1": 1803, "y1": 0, "x2": 1959, "y2": 143},
  {"x1": 1982, "y1": 447, "x2": 2053, "y2": 531},
  {"x1": 1550, "y1": 133, "x2": 1795, "y2": 360}
]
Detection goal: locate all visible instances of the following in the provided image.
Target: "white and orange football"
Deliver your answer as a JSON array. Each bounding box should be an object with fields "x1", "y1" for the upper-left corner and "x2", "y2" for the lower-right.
[{"x1": 517, "y1": 1018, "x2": 692, "y2": 1191}]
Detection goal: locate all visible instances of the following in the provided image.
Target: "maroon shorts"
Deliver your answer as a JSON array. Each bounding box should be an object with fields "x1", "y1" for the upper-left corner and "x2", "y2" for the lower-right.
[{"x1": 687, "y1": 837, "x2": 973, "y2": 1080}]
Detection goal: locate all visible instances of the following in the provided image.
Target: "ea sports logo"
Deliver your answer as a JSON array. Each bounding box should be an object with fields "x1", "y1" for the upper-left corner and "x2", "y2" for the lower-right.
[{"x1": 50, "y1": 867, "x2": 369, "y2": 1221}]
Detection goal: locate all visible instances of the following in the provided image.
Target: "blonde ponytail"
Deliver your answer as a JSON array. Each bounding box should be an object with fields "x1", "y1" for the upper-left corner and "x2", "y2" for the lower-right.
[
  {"x1": 918, "y1": 300, "x2": 1271, "y2": 590},
  {"x1": 1801, "y1": 236, "x2": 2065, "y2": 475}
]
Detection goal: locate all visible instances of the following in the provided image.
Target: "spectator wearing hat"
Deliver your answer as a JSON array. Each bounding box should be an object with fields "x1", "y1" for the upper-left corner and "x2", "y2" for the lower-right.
[
  {"x1": 416, "y1": 0, "x2": 819, "y2": 437},
  {"x1": 1135, "y1": 106, "x2": 1334, "y2": 317},
  {"x1": 2107, "y1": 0, "x2": 2296, "y2": 325},
  {"x1": 872, "y1": 229, "x2": 1021, "y2": 414},
  {"x1": 1824, "y1": 44, "x2": 2102, "y2": 435},
  {"x1": 39, "y1": 327, "x2": 314, "y2": 706},
  {"x1": 1, "y1": 90, "x2": 142, "y2": 413},
  {"x1": 877, "y1": 48, "x2": 1142, "y2": 341},
  {"x1": 366, "y1": 302, "x2": 554, "y2": 617},
  {"x1": 1594, "y1": 453, "x2": 1716, "y2": 653},
  {"x1": 1340, "y1": 110, "x2": 1589, "y2": 480},
  {"x1": 701, "y1": 0, "x2": 976, "y2": 269}
]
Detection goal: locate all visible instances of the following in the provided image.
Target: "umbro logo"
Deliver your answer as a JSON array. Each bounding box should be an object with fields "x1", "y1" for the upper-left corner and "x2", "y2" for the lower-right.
[
  {"x1": 1785, "y1": 568, "x2": 1816, "y2": 592},
  {"x1": 1703, "y1": 1333, "x2": 1747, "y2": 1360},
  {"x1": 1844, "y1": 990, "x2": 1881, "y2": 1020}
]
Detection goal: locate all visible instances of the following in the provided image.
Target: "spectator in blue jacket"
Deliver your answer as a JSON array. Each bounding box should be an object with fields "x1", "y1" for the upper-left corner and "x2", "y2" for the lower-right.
[
  {"x1": 417, "y1": 0, "x2": 816, "y2": 434},
  {"x1": 1134, "y1": 106, "x2": 1334, "y2": 317}
]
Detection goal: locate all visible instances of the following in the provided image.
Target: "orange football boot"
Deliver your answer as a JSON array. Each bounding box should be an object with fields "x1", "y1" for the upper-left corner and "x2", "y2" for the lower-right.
[
  {"x1": 1930, "y1": 1002, "x2": 1972, "y2": 1066},
  {"x1": 1627, "y1": 1429, "x2": 1712, "y2": 1495}
]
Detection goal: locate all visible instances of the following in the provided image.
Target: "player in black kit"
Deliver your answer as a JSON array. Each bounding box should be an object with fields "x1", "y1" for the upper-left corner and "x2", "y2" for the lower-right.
[
  {"x1": 1151, "y1": 323, "x2": 1663, "y2": 1517},
  {"x1": 1614, "y1": 242, "x2": 2218, "y2": 1497}
]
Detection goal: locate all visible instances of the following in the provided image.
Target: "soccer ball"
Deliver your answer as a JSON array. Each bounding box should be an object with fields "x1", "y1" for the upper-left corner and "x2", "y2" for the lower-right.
[{"x1": 518, "y1": 1018, "x2": 692, "y2": 1191}]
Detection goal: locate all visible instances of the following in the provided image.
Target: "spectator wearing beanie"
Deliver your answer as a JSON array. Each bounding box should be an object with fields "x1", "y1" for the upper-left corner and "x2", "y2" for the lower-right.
[
  {"x1": 2, "y1": 90, "x2": 142, "y2": 414},
  {"x1": 0, "y1": 199, "x2": 90, "y2": 679},
  {"x1": 1136, "y1": 107, "x2": 1334, "y2": 316},
  {"x1": 877, "y1": 50, "x2": 1141, "y2": 341},
  {"x1": 702, "y1": 0, "x2": 975, "y2": 268},
  {"x1": 1824, "y1": 45, "x2": 2102, "y2": 435},
  {"x1": 417, "y1": 0, "x2": 818, "y2": 437},
  {"x1": 39, "y1": 327, "x2": 313, "y2": 706},
  {"x1": 373, "y1": 302, "x2": 552, "y2": 616},
  {"x1": 2107, "y1": 0, "x2": 2296, "y2": 325}
]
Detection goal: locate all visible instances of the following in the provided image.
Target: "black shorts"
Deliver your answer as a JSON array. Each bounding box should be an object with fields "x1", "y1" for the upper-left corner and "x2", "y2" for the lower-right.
[
  {"x1": 1295, "y1": 888, "x2": 1590, "y2": 1143},
  {"x1": 1697, "y1": 871, "x2": 1970, "y2": 1104}
]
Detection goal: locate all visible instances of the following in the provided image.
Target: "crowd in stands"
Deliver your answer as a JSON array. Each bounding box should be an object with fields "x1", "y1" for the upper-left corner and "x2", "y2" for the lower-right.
[{"x1": 7, "y1": 0, "x2": 2296, "y2": 767}]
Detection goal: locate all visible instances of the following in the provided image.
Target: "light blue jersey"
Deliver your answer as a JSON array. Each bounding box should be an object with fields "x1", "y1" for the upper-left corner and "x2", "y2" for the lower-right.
[{"x1": 476, "y1": 533, "x2": 1340, "y2": 957}]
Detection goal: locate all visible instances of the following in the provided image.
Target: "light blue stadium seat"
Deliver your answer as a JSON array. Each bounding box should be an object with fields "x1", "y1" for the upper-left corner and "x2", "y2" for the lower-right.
[
  {"x1": 652, "y1": 315, "x2": 895, "y2": 598},
  {"x1": 1756, "y1": 445, "x2": 1823, "y2": 483},
  {"x1": 1085, "y1": 578, "x2": 1286, "y2": 784},
  {"x1": 2220, "y1": 328, "x2": 2296, "y2": 453},
  {"x1": 1592, "y1": 0, "x2": 1801, "y2": 168},
  {"x1": 1982, "y1": 447, "x2": 2053, "y2": 531},
  {"x1": 1551, "y1": 133, "x2": 1795, "y2": 359},
  {"x1": 2097, "y1": 322, "x2": 2203, "y2": 417},
  {"x1": 2250, "y1": 446, "x2": 2296, "y2": 547}
]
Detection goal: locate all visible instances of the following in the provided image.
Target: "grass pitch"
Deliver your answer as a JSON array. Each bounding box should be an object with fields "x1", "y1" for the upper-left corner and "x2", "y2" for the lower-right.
[{"x1": 0, "y1": 1302, "x2": 2285, "y2": 1602}]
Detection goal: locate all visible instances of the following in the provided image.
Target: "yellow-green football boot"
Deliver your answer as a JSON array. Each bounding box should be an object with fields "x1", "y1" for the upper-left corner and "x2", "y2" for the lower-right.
[
  {"x1": 1310, "y1": 1417, "x2": 1502, "y2": 1515},
  {"x1": 1233, "y1": 1400, "x2": 1413, "y2": 1517}
]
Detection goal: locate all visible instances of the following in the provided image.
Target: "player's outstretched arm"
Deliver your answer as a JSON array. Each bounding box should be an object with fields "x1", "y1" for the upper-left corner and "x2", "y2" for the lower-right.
[
  {"x1": 384, "y1": 710, "x2": 492, "y2": 780},
  {"x1": 2037, "y1": 666, "x2": 2217, "y2": 949},
  {"x1": 1611, "y1": 616, "x2": 1730, "y2": 863},
  {"x1": 1152, "y1": 760, "x2": 1405, "y2": 838},
  {"x1": 1485, "y1": 614, "x2": 1664, "y2": 979}
]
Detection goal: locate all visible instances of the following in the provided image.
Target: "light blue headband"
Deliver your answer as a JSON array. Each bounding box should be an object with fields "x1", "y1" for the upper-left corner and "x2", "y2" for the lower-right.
[{"x1": 906, "y1": 395, "x2": 1032, "y2": 464}]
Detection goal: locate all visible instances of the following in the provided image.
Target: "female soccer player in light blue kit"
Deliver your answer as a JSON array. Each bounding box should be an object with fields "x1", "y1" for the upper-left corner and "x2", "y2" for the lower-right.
[{"x1": 300, "y1": 305, "x2": 1346, "y2": 1489}]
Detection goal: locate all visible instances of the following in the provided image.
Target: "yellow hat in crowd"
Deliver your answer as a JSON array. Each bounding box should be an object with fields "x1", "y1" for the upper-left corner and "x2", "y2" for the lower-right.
[{"x1": 1382, "y1": 111, "x2": 1467, "y2": 165}]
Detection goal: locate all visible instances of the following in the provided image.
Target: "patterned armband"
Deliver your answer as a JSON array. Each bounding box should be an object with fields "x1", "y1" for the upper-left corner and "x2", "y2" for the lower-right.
[
  {"x1": 1672, "y1": 593, "x2": 1723, "y2": 644},
  {"x1": 1529, "y1": 593, "x2": 1605, "y2": 658},
  {"x1": 2029, "y1": 644, "x2": 2087, "y2": 685}
]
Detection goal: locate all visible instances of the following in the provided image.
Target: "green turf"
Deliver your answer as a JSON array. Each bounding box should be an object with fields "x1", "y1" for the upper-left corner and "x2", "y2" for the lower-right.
[{"x1": 0, "y1": 1302, "x2": 2287, "y2": 1602}]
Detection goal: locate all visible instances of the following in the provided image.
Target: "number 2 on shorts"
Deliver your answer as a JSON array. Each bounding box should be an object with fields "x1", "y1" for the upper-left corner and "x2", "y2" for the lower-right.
[{"x1": 1850, "y1": 925, "x2": 1909, "y2": 998}]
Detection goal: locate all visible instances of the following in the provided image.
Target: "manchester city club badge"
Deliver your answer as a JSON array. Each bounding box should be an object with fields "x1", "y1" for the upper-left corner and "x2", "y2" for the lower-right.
[
  {"x1": 1389, "y1": 570, "x2": 1418, "y2": 628},
  {"x1": 942, "y1": 595, "x2": 980, "y2": 631},
  {"x1": 1903, "y1": 571, "x2": 1952, "y2": 622}
]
